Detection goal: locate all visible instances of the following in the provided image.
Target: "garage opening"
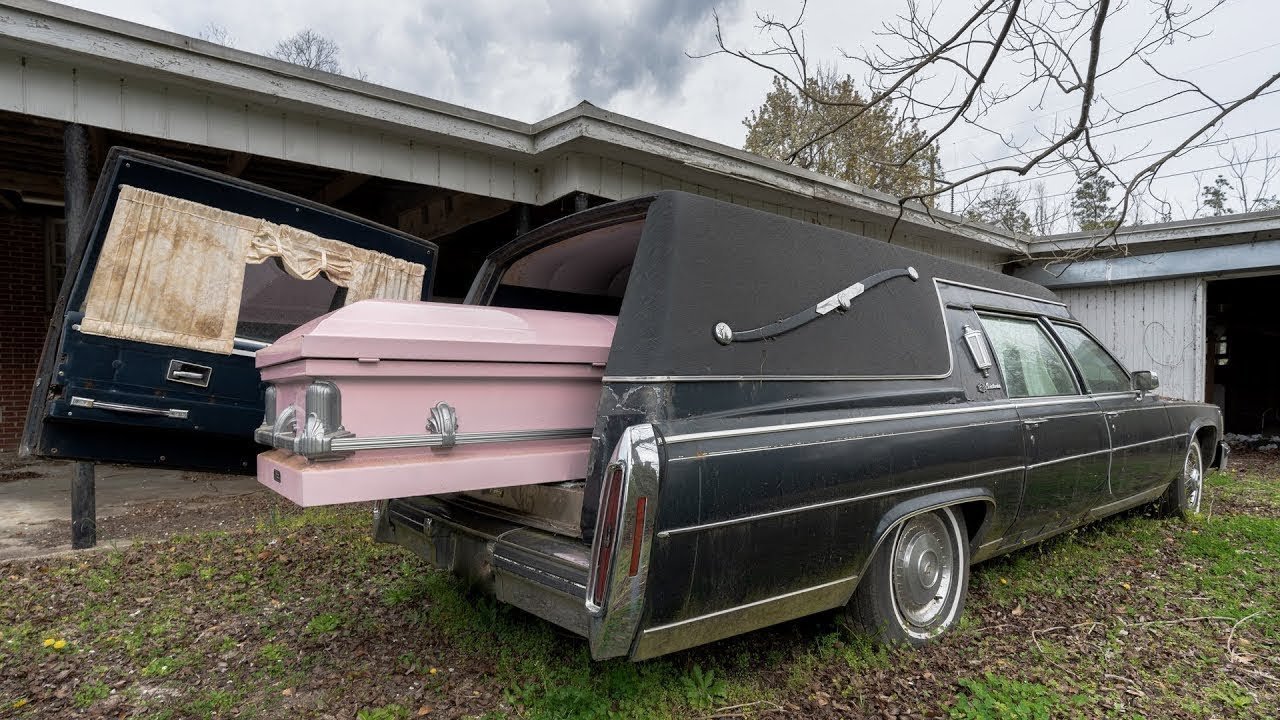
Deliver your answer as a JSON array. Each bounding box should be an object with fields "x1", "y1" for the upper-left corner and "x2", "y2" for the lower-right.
[{"x1": 1206, "y1": 275, "x2": 1280, "y2": 434}]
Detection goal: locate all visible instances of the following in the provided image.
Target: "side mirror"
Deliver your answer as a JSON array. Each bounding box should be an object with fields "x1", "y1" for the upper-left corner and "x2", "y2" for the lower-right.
[{"x1": 1133, "y1": 370, "x2": 1159, "y2": 393}]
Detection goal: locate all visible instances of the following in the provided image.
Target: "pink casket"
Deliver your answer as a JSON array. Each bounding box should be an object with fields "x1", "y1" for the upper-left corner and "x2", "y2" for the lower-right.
[{"x1": 254, "y1": 300, "x2": 616, "y2": 506}]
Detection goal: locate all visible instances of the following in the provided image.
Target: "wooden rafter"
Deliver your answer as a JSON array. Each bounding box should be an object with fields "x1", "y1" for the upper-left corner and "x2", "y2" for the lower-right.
[
  {"x1": 315, "y1": 172, "x2": 371, "y2": 204},
  {"x1": 398, "y1": 191, "x2": 515, "y2": 241},
  {"x1": 0, "y1": 169, "x2": 64, "y2": 197},
  {"x1": 225, "y1": 152, "x2": 252, "y2": 177}
]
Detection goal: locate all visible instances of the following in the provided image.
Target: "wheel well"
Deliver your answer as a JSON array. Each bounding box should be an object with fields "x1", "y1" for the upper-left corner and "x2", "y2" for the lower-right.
[
  {"x1": 955, "y1": 501, "x2": 988, "y2": 544},
  {"x1": 1194, "y1": 426, "x2": 1217, "y2": 469}
]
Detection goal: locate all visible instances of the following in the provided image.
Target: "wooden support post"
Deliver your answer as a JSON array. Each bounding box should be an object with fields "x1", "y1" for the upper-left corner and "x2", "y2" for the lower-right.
[
  {"x1": 71, "y1": 462, "x2": 96, "y2": 549},
  {"x1": 64, "y1": 122, "x2": 97, "y2": 550}
]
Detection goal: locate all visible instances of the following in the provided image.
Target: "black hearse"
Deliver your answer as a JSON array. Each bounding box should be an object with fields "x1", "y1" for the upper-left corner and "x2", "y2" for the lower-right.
[
  {"x1": 25, "y1": 153, "x2": 1225, "y2": 660},
  {"x1": 377, "y1": 192, "x2": 1225, "y2": 660}
]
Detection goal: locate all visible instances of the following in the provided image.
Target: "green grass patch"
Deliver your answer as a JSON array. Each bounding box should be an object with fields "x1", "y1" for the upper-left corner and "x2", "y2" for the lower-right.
[
  {"x1": 950, "y1": 673, "x2": 1089, "y2": 719},
  {"x1": 305, "y1": 612, "x2": 344, "y2": 634},
  {"x1": 73, "y1": 680, "x2": 110, "y2": 708}
]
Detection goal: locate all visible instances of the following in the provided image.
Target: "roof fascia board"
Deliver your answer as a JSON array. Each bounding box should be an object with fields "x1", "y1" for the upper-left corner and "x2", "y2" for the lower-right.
[
  {"x1": 0, "y1": 0, "x2": 536, "y2": 154},
  {"x1": 1015, "y1": 239, "x2": 1280, "y2": 288},
  {"x1": 1030, "y1": 210, "x2": 1280, "y2": 253},
  {"x1": 534, "y1": 110, "x2": 1027, "y2": 253}
]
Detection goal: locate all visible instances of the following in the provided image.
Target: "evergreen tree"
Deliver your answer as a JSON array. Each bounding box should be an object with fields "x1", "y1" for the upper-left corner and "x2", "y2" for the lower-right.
[
  {"x1": 1070, "y1": 172, "x2": 1117, "y2": 231},
  {"x1": 743, "y1": 71, "x2": 941, "y2": 202}
]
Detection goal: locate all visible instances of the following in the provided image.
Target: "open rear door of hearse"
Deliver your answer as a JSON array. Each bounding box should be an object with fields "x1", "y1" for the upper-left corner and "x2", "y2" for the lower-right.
[{"x1": 21, "y1": 149, "x2": 437, "y2": 473}]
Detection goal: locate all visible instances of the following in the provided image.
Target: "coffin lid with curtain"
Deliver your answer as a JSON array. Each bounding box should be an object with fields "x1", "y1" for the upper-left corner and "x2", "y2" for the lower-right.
[{"x1": 79, "y1": 186, "x2": 426, "y2": 355}]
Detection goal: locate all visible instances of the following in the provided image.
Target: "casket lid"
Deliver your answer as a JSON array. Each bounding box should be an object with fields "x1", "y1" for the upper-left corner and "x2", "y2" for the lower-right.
[{"x1": 256, "y1": 300, "x2": 616, "y2": 368}]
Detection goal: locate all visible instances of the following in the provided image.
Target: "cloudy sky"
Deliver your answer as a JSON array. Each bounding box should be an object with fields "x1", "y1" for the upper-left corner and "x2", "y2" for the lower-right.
[{"x1": 60, "y1": 0, "x2": 1280, "y2": 226}]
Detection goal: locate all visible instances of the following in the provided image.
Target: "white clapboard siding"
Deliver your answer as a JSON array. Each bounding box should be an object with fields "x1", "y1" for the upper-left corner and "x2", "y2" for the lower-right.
[{"x1": 1059, "y1": 279, "x2": 1206, "y2": 402}]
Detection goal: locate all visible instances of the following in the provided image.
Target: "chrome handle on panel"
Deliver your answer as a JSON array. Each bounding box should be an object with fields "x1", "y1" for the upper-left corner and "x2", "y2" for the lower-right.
[
  {"x1": 1023, "y1": 419, "x2": 1046, "y2": 428},
  {"x1": 1105, "y1": 411, "x2": 1120, "y2": 418},
  {"x1": 70, "y1": 396, "x2": 189, "y2": 419},
  {"x1": 166, "y1": 359, "x2": 212, "y2": 387}
]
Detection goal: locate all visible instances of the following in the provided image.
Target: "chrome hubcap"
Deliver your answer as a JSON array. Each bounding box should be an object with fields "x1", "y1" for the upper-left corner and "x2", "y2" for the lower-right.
[
  {"x1": 891, "y1": 513, "x2": 955, "y2": 629},
  {"x1": 1185, "y1": 447, "x2": 1203, "y2": 513}
]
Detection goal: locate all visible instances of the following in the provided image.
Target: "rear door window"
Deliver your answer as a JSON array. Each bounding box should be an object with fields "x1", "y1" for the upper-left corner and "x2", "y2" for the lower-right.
[
  {"x1": 1050, "y1": 322, "x2": 1131, "y2": 394},
  {"x1": 980, "y1": 314, "x2": 1078, "y2": 398}
]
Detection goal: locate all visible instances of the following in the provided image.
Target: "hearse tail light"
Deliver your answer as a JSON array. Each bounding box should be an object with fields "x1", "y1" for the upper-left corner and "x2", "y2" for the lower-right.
[
  {"x1": 962, "y1": 325, "x2": 994, "y2": 376},
  {"x1": 590, "y1": 462, "x2": 627, "y2": 609}
]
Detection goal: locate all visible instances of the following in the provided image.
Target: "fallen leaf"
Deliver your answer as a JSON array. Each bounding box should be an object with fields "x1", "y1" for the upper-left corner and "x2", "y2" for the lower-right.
[
  {"x1": 417, "y1": 707, "x2": 432, "y2": 716},
  {"x1": 1010, "y1": 605, "x2": 1024, "y2": 617}
]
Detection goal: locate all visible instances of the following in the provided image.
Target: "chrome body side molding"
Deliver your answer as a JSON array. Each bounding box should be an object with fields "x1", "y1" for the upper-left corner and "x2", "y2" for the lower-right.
[
  {"x1": 633, "y1": 495, "x2": 994, "y2": 660},
  {"x1": 656, "y1": 465, "x2": 1022, "y2": 538},
  {"x1": 662, "y1": 395, "x2": 1102, "y2": 445},
  {"x1": 69, "y1": 396, "x2": 188, "y2": 420},
  {"x1": 633, "y1": 576, "x2": 858, "y2": 660}
]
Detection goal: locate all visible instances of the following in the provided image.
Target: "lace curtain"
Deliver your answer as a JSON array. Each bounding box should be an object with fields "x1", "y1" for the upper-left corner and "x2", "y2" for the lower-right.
[{"x1": 80, "y1": 185, "x2": 425, "y2": 354}]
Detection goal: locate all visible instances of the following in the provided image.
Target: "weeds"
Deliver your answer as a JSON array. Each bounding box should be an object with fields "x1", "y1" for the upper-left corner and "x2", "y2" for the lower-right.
[
  {"x1": 680, "y1": 664, "x2": 727, "y2": 710},
  {"x1": 2, "y1": 464, "x2": 1276, "y2": 718}
]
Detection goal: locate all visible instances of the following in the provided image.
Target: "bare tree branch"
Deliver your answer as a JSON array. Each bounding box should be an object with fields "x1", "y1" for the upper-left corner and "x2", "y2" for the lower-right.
[{"x1": 711, "y1": 0, "x2": 1268, "y2": 260}]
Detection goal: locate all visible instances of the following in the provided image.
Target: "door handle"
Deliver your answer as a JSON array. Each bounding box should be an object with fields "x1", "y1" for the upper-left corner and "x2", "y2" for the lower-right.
[
  {"x1": 1104, "y1": 411, "x2": 1120, "y2": 418},
  {"x1": 166, "y1": 360, "x2": 212, "y2": 387},
  {"x1": 70, "y1": 396, "x2": 189, "y2": 419},
  {"x1": 1023, "y1": 419, "x2": 1046, "y2": 428}
]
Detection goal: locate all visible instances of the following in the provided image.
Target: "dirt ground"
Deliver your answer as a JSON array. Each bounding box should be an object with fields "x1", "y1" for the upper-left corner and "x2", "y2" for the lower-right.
[
  {"x1": 0, "y1": 451, "x2": 1277, "y2": 719},
  {"x1": 0, "y1": 452, "x2": 292, "y2": 560}
]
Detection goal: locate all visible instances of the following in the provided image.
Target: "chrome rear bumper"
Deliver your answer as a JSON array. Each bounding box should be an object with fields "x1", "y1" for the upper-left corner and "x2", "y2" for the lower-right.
[{"x1": 375, "y1": 496, "x2": 593, "y2": 638}]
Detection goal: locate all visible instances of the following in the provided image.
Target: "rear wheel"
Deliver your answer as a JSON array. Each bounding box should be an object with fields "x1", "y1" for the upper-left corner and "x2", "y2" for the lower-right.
[
  {"x1": 1158, "y1": 439, "x2": 1204, "y2": 518},
  {"x1": 846, "y1": 506, "x2": 969, "y2": 646}
]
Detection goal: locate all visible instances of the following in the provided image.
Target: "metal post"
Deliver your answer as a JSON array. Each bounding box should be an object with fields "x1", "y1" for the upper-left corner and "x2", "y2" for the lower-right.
[{"x1": 64, "y1": 122, "x2": 96, "y2": 549}]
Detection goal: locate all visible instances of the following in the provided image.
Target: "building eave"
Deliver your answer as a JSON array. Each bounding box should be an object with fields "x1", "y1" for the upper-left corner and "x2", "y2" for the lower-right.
[
  {"x1": 1029, "y1": 209, "x2": 1280, "y2": 254},
  {"x1": 0, "y1": 0, "x2": 1025, "y2": 255}
]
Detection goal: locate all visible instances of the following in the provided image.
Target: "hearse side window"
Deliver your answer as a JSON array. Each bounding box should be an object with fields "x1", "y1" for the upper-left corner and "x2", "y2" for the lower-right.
[
  {"x1": 1050, "y1": 322, "x2": 1131, "y2": 394},
  {"x1": 980, "y1": 314, "x2": 1078, "y2": 398},
  {"x1": 492, "y1": 219, "x2": 643, "y2": 315}
]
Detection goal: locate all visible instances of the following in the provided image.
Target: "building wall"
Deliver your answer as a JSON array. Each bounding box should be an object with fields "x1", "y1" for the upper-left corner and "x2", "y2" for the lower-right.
[
  {"x1": 0, "y1": 212, "x2": 53, "y2": 451},
  {"x1": 1058, "y1": 278, "x2": 1206, "y2": 402}
]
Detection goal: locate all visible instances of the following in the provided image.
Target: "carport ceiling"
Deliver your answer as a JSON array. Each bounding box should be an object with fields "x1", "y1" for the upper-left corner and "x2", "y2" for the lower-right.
[{"x1": 0, "y1": 109, "x2": 471, "y2": 226}]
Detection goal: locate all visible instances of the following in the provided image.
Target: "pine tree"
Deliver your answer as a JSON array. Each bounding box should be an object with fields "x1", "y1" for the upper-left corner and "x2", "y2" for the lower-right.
[{"x1": 743, "y1": 71, "x2": 941, "y2": 202}]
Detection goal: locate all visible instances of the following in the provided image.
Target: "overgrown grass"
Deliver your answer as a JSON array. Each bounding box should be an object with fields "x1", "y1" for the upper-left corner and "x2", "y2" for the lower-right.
[{"x1": 2, "y1": 465, "x2": 1277, "y2": 718}]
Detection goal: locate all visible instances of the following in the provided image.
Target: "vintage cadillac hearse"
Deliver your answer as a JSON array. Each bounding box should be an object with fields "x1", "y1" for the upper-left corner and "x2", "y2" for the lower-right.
[{"x1": 26, "y1": 152, "x2": 1226, "y2": 660}]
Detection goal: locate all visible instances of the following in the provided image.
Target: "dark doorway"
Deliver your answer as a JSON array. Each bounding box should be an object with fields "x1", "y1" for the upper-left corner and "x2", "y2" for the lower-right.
[{"x1": 1206, "y1": 275, "x2": 1280, "y2": 433}]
